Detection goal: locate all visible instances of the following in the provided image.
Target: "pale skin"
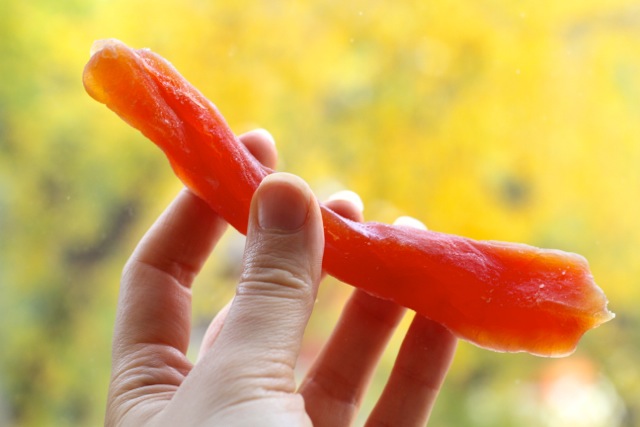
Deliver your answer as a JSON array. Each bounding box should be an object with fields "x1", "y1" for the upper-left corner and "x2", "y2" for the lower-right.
[{"x1": 106, "y1": 129, "x2": 457, "y2": 426}]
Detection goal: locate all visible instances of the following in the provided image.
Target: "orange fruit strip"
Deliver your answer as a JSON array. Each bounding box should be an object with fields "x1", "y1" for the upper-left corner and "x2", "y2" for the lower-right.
[{"x1": 83, "y1": 39, "x2": 613, "y2": 356}]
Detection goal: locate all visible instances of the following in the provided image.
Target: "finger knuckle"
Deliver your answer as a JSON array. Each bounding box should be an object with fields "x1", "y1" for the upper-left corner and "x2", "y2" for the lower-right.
[{"x1": 238, "y1": 259, "x2": 313, "y2": 301}]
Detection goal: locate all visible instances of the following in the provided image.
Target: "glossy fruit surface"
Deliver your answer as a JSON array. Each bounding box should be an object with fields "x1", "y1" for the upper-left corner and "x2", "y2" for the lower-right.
[{"x1": 84, "y1": 39, "x2": 613, "y2": 356}]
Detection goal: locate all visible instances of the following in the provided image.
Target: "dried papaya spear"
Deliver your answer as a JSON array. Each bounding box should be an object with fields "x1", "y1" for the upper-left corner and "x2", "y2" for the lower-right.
[{"x1": 83, "y1": 39, "x2": 613, "y2": 356}]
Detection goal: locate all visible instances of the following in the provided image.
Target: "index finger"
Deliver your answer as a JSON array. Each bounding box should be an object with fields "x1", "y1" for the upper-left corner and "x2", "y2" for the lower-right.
[
  {"x1": 107, "y1": 188, "x2": 227, "y2": 423},
  {"x1": 115, "y1": 189, "x2": 226, "y2": 355},
  {"x1": 113, "y1": 129, "x2": 278, "y2": 356}
]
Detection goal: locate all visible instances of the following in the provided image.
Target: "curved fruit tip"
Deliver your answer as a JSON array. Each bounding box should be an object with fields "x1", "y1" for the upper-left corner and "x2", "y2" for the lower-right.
[
  {"x1": 589, "y1": 282, "x2": 616, "y2": 328},
  {"x1": 89, "y1": 38, "x2": 125, "y2": 57},
  {"x1": 598, "y1": 306, "x2": 616, "y2": 326},
  {"x1": 83, "y1": 39, "x2": 138, "y2": 105}
]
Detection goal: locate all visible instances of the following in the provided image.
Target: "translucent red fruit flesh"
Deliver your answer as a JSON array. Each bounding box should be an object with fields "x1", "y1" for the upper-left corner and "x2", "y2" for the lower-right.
[{"x1": 83, "y1": 39, "x2": 613, "y2": 357}]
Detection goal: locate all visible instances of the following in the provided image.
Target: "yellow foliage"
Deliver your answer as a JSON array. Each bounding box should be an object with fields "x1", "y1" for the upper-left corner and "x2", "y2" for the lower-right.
[{"x1": 1, "y1": 0, "x2": 639, "y2": 425}]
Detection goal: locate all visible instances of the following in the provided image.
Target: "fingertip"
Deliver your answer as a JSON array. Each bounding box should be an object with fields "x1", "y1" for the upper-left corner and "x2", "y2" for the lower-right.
[
  {"x1": 255, "y1": 173, "x2": 314, "y2": 232},
  {"x1": 245, "y1": 171, "x2": 324, "y2": 286},
  {"x1": 324, "y1": 190, "x2": 364, "y2": 222},
  {"x1": 393, "y1": 215, "x2": 428, "y2": 231},
  {"x1": 248, "y1": 128, "x2": 276, "y2": 146},
  {"x1": 239, "y1": 128, "x2": 277, "y2": 169},
  {"x1": 327, "y1": 190, "x2": 364, "y2": 212}
]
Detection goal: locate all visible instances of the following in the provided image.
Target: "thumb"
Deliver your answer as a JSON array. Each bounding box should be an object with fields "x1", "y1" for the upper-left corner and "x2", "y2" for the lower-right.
[{"x1": 197, "y1": 172, "x2": 324, "y2": 395}]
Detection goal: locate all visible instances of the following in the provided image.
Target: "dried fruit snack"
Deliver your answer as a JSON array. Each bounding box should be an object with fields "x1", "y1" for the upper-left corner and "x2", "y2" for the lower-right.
[{"x1": 83, "y1": 39, "x2": 613, "y2": 357}]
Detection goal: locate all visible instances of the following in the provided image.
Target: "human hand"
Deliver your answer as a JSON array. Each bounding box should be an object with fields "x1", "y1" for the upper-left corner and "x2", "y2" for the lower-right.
[{"x1": 106, "y1": 129, "x2": 456, "y2": 427}]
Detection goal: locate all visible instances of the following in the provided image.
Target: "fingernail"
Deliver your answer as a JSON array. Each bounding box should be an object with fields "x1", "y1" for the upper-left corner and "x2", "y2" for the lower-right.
[{"x1": 257, "y1": 173, "x2": 311, "y2": 231}]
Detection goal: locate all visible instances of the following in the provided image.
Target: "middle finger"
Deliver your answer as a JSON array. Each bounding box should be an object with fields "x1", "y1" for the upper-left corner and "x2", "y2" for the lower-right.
[{"x1": 299, "y1": 288, "x2": 405, "y2": 426}]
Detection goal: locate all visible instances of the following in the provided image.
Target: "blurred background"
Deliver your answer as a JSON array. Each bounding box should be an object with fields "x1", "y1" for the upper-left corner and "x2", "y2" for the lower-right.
[{"x1": 1, "y1": 0, "x2": 639, "y2": 425}]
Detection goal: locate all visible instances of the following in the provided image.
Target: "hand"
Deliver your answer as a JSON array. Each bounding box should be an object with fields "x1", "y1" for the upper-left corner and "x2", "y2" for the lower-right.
[{"x1": 106, "y1": 129, "x2": 457, "y2": 427}]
